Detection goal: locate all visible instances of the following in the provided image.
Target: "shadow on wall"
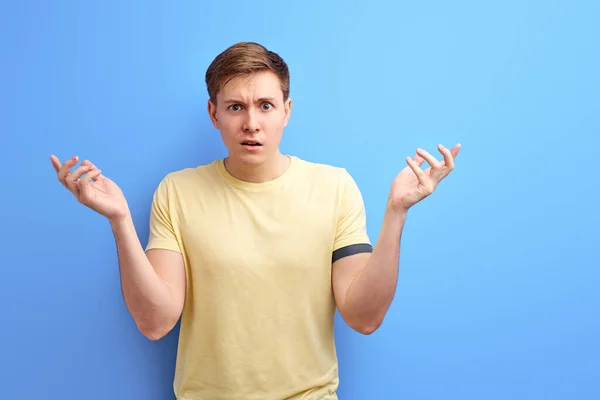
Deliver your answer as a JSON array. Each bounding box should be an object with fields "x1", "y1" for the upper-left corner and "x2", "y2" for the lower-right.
[{"x1": 94, "y1": 114, "x2": 223, "y2": 398}]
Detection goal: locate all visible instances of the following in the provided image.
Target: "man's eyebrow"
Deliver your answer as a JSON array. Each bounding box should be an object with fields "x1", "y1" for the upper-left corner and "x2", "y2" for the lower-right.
[
  {"x1": 223, "y1": 97, "x2": 277, "y2": 104},
  {"x1": 257, "y1": 97, "x2": 276, "y2": 102}
]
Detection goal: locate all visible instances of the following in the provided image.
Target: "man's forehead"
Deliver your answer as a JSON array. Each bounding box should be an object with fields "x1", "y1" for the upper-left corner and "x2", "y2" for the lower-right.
[{"x1": 221, "y1": 72, "x2": 281, "y2": 97}]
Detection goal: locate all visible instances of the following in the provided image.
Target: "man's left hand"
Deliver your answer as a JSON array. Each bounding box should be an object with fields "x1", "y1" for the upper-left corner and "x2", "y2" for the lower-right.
[{"x1": 388, "y1": 143, "x2": 461, "y2": 213}]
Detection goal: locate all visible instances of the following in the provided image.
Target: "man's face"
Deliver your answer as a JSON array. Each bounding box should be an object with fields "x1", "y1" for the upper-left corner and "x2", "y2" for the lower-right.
[{"x1": 208, "y1": 71, "x2": 292, "y2": 166}]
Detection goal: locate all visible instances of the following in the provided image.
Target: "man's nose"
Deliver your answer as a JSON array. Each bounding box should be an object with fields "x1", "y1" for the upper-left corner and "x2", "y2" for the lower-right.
[{"x1": 243, "y1": 109, "x2": 261, "y2": 132}]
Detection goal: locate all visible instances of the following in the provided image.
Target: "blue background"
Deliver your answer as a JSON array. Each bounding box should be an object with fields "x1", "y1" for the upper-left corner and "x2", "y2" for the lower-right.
[{"x1": 2, "y1": 1, "x2": 599, "y2": 399}]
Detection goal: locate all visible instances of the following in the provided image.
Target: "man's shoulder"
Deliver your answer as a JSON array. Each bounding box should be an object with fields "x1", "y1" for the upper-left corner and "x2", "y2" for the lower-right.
[
  {"x1": 157, "y1": 160, "x2": 220, "y2": 189},
  {"x1": 294, "y1": 156, "x2": 346, "y2": 174},
  {"x1": 293, "y1": 156, "x2": 352, "y2": 184}
]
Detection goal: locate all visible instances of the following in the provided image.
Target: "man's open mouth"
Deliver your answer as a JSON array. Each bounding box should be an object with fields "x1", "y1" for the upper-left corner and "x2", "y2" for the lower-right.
[{"x1": 241, "y1": 141, "x2": 262, "y2": 146}]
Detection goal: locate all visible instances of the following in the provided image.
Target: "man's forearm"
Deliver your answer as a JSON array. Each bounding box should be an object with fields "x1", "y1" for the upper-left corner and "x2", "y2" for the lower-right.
[
  {"x1": 110, "y1": 213, "x2": 178, "y2": 338},
  {"x1": 344, "y1": 203, "x2": 407, "y2": 330}
]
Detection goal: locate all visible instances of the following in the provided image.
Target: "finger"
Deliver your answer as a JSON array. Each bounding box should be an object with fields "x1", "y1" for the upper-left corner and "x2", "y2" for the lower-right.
[
  {"x1": 87, "y1": 162, "x2": 105, "y2": 181},
  {"x1": 57, "y1": 156, "x2": 79, "y2": 186},
  {"x1": 416, "y1": 148, "x2": 442, "y2": 169},
  {"x1": 438, "y1": 144, "x2": 455, "y2": 170},
  {"x1": 81, "y1": 167, "x2": 102, "y2": 185},
  {"x1": 406, "y1": 156, "x2": 429, "y2": 186},
  {"x1": 79, "y1": 168, "x2": 102, "y2": 200},
  {"x1": 67, "y1": 164, "x2": 93, "y2": 183},
  {"x1": 49, "y1": 155, "x2": 62, "y2": 173},
  {"x1": 413, "y1": 153, "x2": 425, "y2": 166},
  {"x1": 451, "y1": 143, "x2": 461, "y2": 158},
  {"x1": 80, "y1": 159, "x2": 102, "y2": 179},
  {"x1": 65, "y1": 164, "x2": 93, "y2": 193},
  {"x1": 416, "y1": 148, "x2": 444, "y2": 181}
]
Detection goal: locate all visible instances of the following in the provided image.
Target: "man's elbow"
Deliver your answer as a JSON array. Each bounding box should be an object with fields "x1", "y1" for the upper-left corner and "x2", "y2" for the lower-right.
[
  {"x1": 343, "y1": 312, "x2": 384, "y2": 335},
  {"x1": 352, "y1": 320, "x2": 382, "y2": 335},
  {"x1": 136, "y1": 317, "x2": 179, "y2": 341},
  {"x1": 140, "y1": 327, "x2": 168, "y2": 341}
]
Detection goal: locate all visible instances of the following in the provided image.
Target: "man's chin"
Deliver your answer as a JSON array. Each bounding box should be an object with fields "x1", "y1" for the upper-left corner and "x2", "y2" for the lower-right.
[{"x1": 229, "y1": 150, "x2": 269, "y2": 166}]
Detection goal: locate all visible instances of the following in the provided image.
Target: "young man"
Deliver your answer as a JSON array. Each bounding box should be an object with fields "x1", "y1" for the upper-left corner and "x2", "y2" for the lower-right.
[{"x1": 50, "y1": 42, "x2": 460, "y2": 399}]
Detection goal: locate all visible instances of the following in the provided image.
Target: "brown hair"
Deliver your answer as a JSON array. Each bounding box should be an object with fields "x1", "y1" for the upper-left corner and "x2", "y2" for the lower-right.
[{"x1": 205, "y1": 42, "x2": 290, "y2": 103}]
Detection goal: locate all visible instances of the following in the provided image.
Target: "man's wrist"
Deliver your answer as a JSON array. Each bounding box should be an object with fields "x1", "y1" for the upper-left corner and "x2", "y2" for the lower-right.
[
  {"x1": 109, "y1": 210, "x2": 133, "y2": 231},
  {"x1": 384, "y1": 205, "x2": 408, "y2": 228},
  {"x1": 386, "y1": 198, "x2": 409, "y2": 219}
]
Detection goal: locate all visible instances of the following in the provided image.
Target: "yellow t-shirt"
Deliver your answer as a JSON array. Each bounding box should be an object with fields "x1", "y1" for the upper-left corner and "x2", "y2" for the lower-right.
[{"x1": 146, "y1": 155, "x2": 372, "y2": 400}]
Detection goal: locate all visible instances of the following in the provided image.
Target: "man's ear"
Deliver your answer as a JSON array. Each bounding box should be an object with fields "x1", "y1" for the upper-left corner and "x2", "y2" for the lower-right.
[
  {"x1": 208, "y1": 99, "x2": 219, "y2": 129},
  {"x1": 283, "y1": 98, "x2": 292, "y2": 127}
]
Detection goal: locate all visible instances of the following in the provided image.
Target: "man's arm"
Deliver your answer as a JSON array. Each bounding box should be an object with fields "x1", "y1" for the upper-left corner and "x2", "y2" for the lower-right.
[
  {"x1": 332, "y1": 143, "x2": 460, "y2": 335},
  {"x1": 111, "y1": 213, "x2": 186, "y2": 341},
  {"x1": 49, "y1": 155, "x2": 186, "y2": 341},
  {"x1": 332, "y1": 204, "x2": 405, "y2": 335}
]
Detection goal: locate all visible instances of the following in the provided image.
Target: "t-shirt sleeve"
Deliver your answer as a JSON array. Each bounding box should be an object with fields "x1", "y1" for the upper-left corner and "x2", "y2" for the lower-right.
[
  {"x1": 145, "y1": 175, "x2": 181, "y2": 253},
  {"x1": 332, "y1": 169, "x2": 372, "y2": 263}
]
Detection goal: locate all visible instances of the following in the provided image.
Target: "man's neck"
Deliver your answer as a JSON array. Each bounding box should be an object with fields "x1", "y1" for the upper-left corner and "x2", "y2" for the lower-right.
[{"x1": 224, "y1": 152, "x2": 290, "y2": 183}]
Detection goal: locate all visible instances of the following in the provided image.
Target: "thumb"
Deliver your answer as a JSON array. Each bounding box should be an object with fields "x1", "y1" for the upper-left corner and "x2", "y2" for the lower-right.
[
  {"x1": 413, "y1": 154, "x2": 425, "y2": 166},
  {"x1": 78, "y1": 168, "x2": 102, "y2": 202},
  {"x1": 88, "y1": 162, "x2": 105, "y2": 180}
]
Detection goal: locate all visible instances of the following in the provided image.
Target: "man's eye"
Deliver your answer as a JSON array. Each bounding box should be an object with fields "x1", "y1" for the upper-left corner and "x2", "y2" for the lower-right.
[
  {"x1": 229, "y1": 104, "x2": 241, "y2": 111},
  {"x1": 262, "y1": 103, "x2": 272, "y2": 110}
]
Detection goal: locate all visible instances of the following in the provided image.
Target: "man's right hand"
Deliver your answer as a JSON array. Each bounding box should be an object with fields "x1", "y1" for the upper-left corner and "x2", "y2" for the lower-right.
[{"x1": 50, "y1": 154, "x2": 130, "y2": 222}]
